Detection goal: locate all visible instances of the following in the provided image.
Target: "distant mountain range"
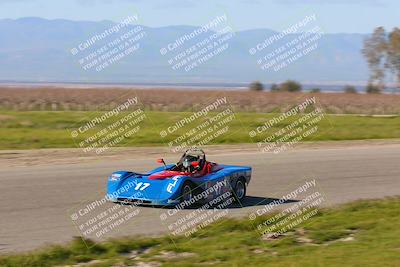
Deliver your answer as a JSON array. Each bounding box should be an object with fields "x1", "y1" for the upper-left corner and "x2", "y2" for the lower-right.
[{"x1": 0, "y1": 17, "x2": 369, "y2": 84}]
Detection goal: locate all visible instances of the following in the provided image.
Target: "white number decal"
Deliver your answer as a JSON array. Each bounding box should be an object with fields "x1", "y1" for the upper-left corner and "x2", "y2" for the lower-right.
[
  {"x1": 134, "y1": 182, "x2": 150, "y2": 191},
  {"x1": 167, "y1": 177, "x2": 179, "y2": 193}
]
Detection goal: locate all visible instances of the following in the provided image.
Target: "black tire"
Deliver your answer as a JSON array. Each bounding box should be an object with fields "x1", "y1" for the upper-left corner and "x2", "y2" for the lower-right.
[
  {"x1": 233, "y1": 178, "x2": 246, "y2": 202},
  {"x1": 180, "y1": 182, "x2": 196, "y2": 206}
]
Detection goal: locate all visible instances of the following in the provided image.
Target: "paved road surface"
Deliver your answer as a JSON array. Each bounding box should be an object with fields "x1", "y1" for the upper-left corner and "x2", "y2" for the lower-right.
[{"x1": 0, "y1": 143, "x2": 399, "y2": 253}]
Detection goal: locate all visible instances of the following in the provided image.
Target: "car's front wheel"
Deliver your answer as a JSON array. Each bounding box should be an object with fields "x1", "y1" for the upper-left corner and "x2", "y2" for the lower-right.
[
  {"x1": 180, "y1": 182, "x2": 195, "y2": 204},
  {"x1": 233, "y1": 179, "x2": 246, "y2": 202}
]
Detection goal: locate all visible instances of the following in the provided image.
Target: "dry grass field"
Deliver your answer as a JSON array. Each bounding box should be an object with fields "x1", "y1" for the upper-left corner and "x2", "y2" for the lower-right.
[{"x1": 1, "y1": 87, "x2": 400, "y2": 114}]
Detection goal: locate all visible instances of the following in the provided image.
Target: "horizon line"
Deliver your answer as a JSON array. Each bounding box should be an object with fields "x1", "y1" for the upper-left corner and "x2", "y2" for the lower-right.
[{"x1": 0, "y1": 16, "x2": 374, "y2": 35}]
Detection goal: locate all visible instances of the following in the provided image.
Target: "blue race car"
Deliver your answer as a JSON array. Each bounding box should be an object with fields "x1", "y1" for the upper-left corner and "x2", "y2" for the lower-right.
[{"x1": 106, "y1": 148, "x2": 252, "y2": 207}]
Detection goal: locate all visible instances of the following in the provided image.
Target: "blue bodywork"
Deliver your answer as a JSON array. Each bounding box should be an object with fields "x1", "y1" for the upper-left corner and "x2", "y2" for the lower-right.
[{"x1": 106, "y1": 164, "x2": 252, "y2": 206}]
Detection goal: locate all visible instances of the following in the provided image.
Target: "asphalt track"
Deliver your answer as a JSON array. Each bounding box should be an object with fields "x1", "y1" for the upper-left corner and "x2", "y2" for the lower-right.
[{"x1": 1, "y1": 142, "x2": 400, "y2": 253}]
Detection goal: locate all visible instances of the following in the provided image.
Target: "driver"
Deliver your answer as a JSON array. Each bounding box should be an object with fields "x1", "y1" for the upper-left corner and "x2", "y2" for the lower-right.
[{"x1": 182, "y1": 154, "x2": 201, "y2": 173}]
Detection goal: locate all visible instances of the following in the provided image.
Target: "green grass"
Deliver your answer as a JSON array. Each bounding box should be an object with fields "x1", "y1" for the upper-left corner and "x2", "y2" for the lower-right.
[
  {"x1": 1, "y1": 197, "x2": 399, "y2": 267},
  {"x1": 0, "y1": 110, "x2": 399, "y2": 149}
]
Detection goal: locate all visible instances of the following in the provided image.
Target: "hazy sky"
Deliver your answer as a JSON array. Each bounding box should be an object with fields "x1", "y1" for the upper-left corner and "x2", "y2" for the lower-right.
[{"x1": 0, "y1": 0, "x2": 398, "y2": 33}]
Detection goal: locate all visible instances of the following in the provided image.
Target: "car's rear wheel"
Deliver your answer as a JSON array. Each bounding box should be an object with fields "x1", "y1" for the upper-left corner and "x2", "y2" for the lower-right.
[{"x1": 233, "y1": 178, "x2": 246, "y2": 202}]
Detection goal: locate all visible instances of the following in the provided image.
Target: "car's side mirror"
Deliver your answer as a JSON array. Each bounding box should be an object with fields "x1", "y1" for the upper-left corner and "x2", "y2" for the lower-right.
[{"x1": 157, "y1": 158, "x2": 166, "y2": 168}]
